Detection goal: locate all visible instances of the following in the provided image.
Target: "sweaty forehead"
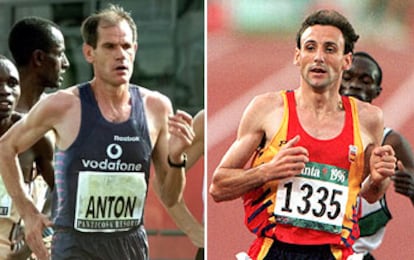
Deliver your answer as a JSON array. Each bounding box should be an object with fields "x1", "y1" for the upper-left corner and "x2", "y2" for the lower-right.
[
  {"x1": 50, "y1": 27, "x2": 65, "y2": 46},
  {"x1": 351, "y1": 56, "x2": 380, "y2": 81},
  {"x1": 352, "y1": 56, "x2": 377, "y2": 71},
  {"x1": 301, "y1": 25, "x2": 345, "y2": 46},
  {"x1": 0, "y1": 59, "x2": 19, "y2": 80},
  {"x1": 97, "y1": 20, "x2": 134, "y2": 42}
]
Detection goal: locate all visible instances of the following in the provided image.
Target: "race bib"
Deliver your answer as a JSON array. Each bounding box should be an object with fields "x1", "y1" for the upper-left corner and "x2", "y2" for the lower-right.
[
  {"x1": 0, "y1": 177, "x2": 12, "y2": 218},
  {"x1": 74, "y1": 171, "x2": 147, "y2": 232},
  {"x1": 274, "y1": 162, "x2": 349, "y2": 234}
]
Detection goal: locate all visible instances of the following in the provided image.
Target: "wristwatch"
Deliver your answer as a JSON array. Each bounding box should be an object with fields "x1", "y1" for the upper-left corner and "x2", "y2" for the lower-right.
[{"x1": 168, "y1": 153, "x2": 187, "y2": 168}]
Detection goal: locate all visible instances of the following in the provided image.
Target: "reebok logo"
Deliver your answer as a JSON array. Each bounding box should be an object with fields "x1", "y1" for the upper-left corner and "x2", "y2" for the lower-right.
[{"x1": 114, "y1": 135, "x2": 140, "y2": 142}]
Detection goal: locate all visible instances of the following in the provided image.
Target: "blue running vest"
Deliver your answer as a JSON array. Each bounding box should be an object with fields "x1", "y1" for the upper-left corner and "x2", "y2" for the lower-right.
[{"x1": 53, "y1": 83, "x2": 152, "y2": 232}]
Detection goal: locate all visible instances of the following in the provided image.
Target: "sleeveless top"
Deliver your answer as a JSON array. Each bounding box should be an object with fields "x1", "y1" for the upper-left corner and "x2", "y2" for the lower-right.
[
  {"x1": 0, "y1": 181, "x2": 20, "y2": 257},
  {"x1": 245, "y1": 90, "x2": 365, "y2": 259},
  {"x1": 53, "y1": 83, "x2": 152, "y2": 233},
  {"x1": 0, "y1": 114, "x2": 35, "y2": 256},
  {"x1": 352, "y1": 128, "x2": 393, "y2": 255}
]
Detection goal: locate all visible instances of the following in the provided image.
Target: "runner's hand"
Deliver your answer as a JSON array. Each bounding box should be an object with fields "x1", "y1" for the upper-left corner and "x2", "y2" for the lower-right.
[
  {"x1": 23, "y1": 213, "x2": 52, "y2": 260},
  {"x1": 393, "y1": 161, "x2": 414, "y2": 205},
  {"x1": 263, "y1": 135, "x2": 309, "y2": 181},
  {"x1": 168, "y1": 110, "x2": 195, "y2": 158},
  {"x1": 369, "y1": 145, "x2": 396, "y2": 183}
]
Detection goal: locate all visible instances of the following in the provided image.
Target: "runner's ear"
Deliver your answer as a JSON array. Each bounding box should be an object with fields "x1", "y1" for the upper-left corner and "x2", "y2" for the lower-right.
[
  {"x1": 342, "y1": 52, "x2": 352, "y2": 71},
  {"x1": 374, "y1": 86, "x2": 382, "y2": 98},
  {"x1": 33, "y1": 49, "x2": 45, "y2": 66},
  {"x1": 293, "y1": 48, "x2": 300, "y2": 66}
]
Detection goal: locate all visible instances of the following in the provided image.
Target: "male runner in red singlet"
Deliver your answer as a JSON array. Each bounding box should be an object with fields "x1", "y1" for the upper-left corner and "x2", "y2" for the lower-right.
[{"x1": 210, "y1": 10, "x2": 397, "y2": 260}]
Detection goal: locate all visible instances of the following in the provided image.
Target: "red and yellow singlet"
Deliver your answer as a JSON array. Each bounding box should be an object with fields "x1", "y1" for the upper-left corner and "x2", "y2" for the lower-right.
[{"x1": 244, "y1": 90, "x2": 365, "y2": 260}]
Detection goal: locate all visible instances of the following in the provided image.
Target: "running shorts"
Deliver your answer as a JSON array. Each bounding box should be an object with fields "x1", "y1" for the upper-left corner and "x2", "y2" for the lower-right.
[
  {"x1": 51, "y1": 225, "x2": 148, "y2": 260},
  {"x1": 261, "y1": 238, "x2": 336, "y2": 260}
]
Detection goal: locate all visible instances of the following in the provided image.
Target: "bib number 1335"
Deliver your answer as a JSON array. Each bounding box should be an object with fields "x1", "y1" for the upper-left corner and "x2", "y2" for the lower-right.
[{"x1": 274, "y1": 176, "x2": 349, "y2": 234}]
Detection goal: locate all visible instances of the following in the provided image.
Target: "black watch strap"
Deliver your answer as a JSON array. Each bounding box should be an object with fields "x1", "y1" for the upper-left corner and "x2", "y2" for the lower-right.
[{"x1": 168, "y1": 153, "x2": 187, "y2": 168}]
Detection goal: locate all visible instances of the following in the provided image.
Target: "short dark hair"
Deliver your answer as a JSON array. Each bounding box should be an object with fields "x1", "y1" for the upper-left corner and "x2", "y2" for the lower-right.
[
  {"x1": 353, "y1": 51, "x2": 382, "y2": 85},
  {"x1": 296, "y1": 9, "x2": 359, "y2": 54},
  {"x1": 80, "y1": 4, "x2": 137, "y2": 49},
  {"x1": 8, "y1": 16, "x2": 59, "y2": 66}
]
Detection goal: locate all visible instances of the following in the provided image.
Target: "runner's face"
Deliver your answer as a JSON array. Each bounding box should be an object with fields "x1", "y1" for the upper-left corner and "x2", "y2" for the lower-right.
[
  {"x1": 90, "y1": 20, "x2": 137, "y2": 87},
  {"x1": 295, "y1": 25, "x2": 351, "y2": 90},
  {"x1": 0, "y1": 59, "x2": 20, "y2": 120},
  {"x1": 340, "y1": 56, "x2": 380, "y2": 103},
  {"x1": 40, "y1": 27, "x2": 70, "y2": 90}
]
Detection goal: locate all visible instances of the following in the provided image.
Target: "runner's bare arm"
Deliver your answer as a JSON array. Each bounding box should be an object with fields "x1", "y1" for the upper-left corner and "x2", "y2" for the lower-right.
[
  {"x1": 359, "y1": 104, "x2": 396, "y2": 202},
  {"x1": 0, "y1": 92, "x2": 71, "y2": 259},
  {"x1": 210, "y1": 94, "x2": 309, "y2": 202},
  {"x1": 146, "y1": 91, "x2": 193, "y2": 207}
]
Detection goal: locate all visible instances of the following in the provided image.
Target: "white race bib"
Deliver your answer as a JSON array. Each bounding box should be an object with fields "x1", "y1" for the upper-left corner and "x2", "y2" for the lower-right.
[
  {"x1": 74, "y1": 171, "x2": 147, "y2": 232},
  {"x1": 274, "y1": 162, "x2": 349, "y2": 233},
  {"x1": 0, "y1": 177, "x2": 12, "y2": 218}
]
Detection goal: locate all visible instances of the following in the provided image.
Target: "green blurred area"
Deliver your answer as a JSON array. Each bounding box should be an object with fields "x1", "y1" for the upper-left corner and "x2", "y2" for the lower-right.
[
  {"x1": 230, "y1": 0, "x2": 307, "y2": 35},
  {"x1": 0, "y1": 0, "x2": 204, "y2": 115},
  {"x1": 214, "y1": 0, "x2": 411, "y2": 49}
]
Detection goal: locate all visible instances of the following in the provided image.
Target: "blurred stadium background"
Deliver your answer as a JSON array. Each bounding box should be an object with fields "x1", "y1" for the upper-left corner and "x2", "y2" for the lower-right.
[
  {"x1": 2, "y1": 0, "x2": 414, "y2": 259},
  {"x1": 208, "y1": 0, "x2": 414, "y2": 260},
  {"x1": 0, "y1": 0, "x2": 204, "y2": 259}
]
